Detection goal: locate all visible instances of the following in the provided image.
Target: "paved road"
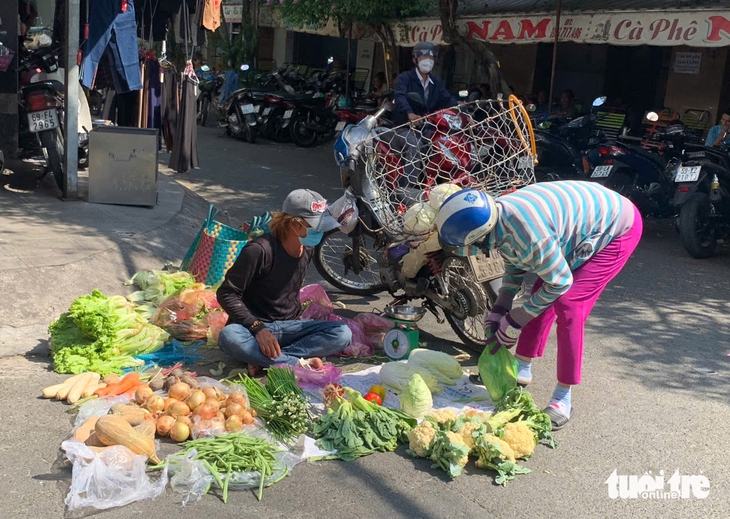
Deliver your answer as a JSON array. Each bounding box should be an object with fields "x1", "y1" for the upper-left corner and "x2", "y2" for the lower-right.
[{"x1": 1, "y1": 123, "x2": 728, "y2": 519}]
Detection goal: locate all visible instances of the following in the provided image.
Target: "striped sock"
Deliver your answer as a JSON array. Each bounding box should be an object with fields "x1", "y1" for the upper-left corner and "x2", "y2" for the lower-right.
[{"x1": 549, "y1": 385, "x2": 572, "y2": 418}]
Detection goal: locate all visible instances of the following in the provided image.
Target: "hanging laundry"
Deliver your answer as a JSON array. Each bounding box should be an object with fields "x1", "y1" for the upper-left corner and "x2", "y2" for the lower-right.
[
  {"x1": 169, "y1": 75, "x2": 199, "y2": 173},
  {"x1": 160, "y1": 64, "x2": 179, "y2": 152},
  {"x1": 81, "y1": 0, "x2": 143, "y2": 93},
  {"x1": 202, "y1": 0, "x2": 222, "y2": 32}
]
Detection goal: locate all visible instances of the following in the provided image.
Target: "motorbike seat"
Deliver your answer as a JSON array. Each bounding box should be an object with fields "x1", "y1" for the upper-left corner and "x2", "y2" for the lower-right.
[
  {"x1": 624, "y1": 143, "x2": 667, "y2": 168},
  {"x1": 22, "y1": 80, "x2": 64, "y2": 95}
]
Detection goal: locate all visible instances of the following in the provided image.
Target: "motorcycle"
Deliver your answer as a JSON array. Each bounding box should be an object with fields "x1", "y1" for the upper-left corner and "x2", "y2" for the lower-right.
[
  {"x1": 313, "y1": 101, "x2": 529, "y2": 352},
  {"x1": 196, "y1": 65, "x2": 224, "y2": 127},
  {"x1": 18, "y1": 44, "x2": 93, "y2": 191},
  {"x1": 673, "y1": 140, "x2": 730, "y2": 258},
  {"x1": 588, "y1": 115, "x2": 696, "y2": 217}
]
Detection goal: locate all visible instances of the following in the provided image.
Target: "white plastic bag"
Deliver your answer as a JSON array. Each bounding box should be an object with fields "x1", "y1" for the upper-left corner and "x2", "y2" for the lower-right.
[
  {"x1": 61, "y1": 440, "x2": 168, "y2": 511},
  {"x1": 329, "y1": 192, "x2": 359, "y2": 234},
  {"x1": 73, "y1": 395, "x2": 131, "y2": 433},
  {"x1": 167, "y1": 449, "x2": 214, "y2": 506}
]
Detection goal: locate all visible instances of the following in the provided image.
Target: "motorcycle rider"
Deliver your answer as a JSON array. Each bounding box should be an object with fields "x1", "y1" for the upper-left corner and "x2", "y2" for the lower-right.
[
  {"x1": 705, "y1": 108, "x2": 730, "y2": 147},
  {"x1": 391, "y1": 42, "x2": 458, "y2": 189},
  {"x1": 436, "y1": 181, "x2": 643, "y2": 430}
]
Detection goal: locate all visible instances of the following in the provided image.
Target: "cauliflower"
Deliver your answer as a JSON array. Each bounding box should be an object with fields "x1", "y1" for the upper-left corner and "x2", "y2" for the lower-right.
[
  {"x1": 427, "y1": 409, "x2": 458, "y2": 425},
  {"x1": 463, "y1": 409, "x2": 491, "y2": 421},
  {"x1": 478, "y1": 433, "x2": 515, "y2": 464},
  {"x1": 407, "y1": 420, "x2": 437, "y2": 458},
  {"x1": 430, "y1": 430, "x2": 470, "y2": 478},
  {"x1": 502, "y1": 422, "x2": 536, "y2": 460},
  {"x1": 442, "y1": 431, "x2": 469, "y2": 468},
  {"x1": 456, "y1": 420, "x2": 483, "y2": 450}
]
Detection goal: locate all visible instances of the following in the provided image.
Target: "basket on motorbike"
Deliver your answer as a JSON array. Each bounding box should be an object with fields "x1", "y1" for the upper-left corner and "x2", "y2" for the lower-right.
[{"x1": 358, "y1": 96, "x2": 537, "y2": 241}]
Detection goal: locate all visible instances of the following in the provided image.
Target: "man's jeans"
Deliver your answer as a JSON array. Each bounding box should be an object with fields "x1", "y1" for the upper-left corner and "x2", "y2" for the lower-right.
[{"x1": 218, "y1": 320, "x2": 352, "y2": 367}]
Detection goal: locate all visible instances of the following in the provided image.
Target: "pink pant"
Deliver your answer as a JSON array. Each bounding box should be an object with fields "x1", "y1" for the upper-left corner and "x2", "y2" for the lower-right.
[{"x1": 515, "y1": 206, "x2": 643, "y2": 386}]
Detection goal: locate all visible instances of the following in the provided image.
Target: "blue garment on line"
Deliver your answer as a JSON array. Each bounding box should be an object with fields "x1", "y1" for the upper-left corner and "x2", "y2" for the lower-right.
[
  {"x1": 218, "y1": 70, "x2": 239, "y2": 107},
  {"x1": 81, "y1": 0, "x2": 142, "y2": 93}
]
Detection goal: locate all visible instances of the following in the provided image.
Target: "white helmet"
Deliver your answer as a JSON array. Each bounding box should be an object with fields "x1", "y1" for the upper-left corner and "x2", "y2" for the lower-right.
[{"x1": 436, "y1": 189, "x2": 498, "y2": 252}]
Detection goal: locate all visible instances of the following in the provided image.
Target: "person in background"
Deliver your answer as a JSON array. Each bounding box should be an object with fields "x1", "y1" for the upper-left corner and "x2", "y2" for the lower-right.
[
  {"x1": 535, "y1": 90, "x2": 549, "y2": 114},
  {"x1": 706, "y1": 108, "x2": 730, "y2": 147},
  {"x1": 370, "y1": 72, "x2": 389, "y2": 104},
  {"x1": 480, "y1": 83, "x2": 492, "y2": 100},
  {"x1": 217, "y1": 189, "x2": 352, "y2": 376},
  {"x1": 557, "y1": 89, "x2": 578, "y2": 118},
  {"x1": 436, "y1": 181, "x2": 643, "y2": 430}
]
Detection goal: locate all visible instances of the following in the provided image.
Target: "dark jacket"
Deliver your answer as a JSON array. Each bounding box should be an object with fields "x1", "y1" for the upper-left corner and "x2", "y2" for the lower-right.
[{"x1": 394, "y1": 69, "x2": 458, "y2": 125}]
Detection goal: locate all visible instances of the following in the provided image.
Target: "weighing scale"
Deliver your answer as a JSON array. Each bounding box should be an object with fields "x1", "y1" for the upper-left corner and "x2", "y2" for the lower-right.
[{"x1": 383, "y1": 306, "x2": 426, "y2": 360}]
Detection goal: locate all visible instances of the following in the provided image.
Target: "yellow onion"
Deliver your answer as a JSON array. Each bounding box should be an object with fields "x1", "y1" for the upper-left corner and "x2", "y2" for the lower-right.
[
  {"x1": 170, "y1": 421, "x2": 191, "y2": 442},
  {"x1": 145, "y1": 395, "x2": 165, "y2": 414},
  {"x1": 224, "y1": 403, "x2": 245, "y2": 418},
  {"x1": 192, "y1": 403, "x2": 216, "y2": 421},
  {"x1": 225, "y1": 415, "x2": 243, "y2": 432},
  {"x1": 169, "y1": 401, "x2": 191, "y2": 418},
  {"x1": 135, "y1": 386, "x2": 154, "y2": 405},
  {"x1": 156, "y1": 415, "x2": 176, "y2": 437},
  {"x1": 168, "y1": 382, "x2": 191, "y2": 401},
  {"x1": 187, "y1": 390, "x2": 206, "y2": 411}
]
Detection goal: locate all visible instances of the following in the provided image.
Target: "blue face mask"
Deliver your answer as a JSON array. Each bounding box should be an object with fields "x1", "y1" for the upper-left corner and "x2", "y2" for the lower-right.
[{"x1": 299, "y1": 227, "x2": 324, "y2": 247}]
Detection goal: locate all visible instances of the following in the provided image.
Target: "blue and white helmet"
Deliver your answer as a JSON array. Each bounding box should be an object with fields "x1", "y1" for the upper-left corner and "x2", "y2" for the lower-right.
[{"x1": 436, "y1": 189, "x2": 498, "y2": 251}]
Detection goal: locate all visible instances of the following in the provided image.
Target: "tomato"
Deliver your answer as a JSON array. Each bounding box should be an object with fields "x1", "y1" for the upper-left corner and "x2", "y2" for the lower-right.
[
  {"x1": 363, "y1": 392, "x2": 383, "y2": 406},
  {"x1": 368, "y1": 385, "x2": 387, "y2": 402}
]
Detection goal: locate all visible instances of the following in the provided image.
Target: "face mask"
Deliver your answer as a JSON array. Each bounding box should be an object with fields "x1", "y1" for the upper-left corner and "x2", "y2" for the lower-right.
[
  {"x1": 299, "y1": 228, "x2": 324, "y2": 247},
  {"x1": 418, "y1": 58, "x2": 434, "y2": 74}
]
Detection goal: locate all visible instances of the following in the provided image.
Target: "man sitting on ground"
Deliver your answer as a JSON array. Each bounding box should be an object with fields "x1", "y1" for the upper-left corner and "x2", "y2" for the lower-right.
[{"x1": 217, "y1": 189, "x2": 352, "y2": 375}]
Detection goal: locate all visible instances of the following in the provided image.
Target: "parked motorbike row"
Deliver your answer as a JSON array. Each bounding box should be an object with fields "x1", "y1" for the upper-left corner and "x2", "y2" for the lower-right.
[
  {"x1": 218, "y1": 64, "x2": 393, "y2": 148},
  {"x1": 529, "y1": 97, "x2": 730, "y2": 259}
]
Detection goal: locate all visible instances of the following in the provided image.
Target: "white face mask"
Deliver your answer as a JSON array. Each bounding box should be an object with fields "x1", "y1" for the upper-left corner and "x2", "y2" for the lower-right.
[{"x1": 418, "y1": 58, "x2": 434, "y2": 74}]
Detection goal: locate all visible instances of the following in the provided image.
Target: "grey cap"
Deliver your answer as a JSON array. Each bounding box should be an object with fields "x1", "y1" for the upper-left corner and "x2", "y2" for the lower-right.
[{"x1": 282, "y1": 189, "x2": 339, "y2": 232}]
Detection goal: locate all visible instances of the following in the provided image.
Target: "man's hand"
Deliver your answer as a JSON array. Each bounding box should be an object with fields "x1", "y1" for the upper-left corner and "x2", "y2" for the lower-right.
[
  {"x1": 255, "y1": 328, "x2": 281, "y2": 360},
  {"x1": 486, "y1": 313, "x2": 522, "y2": 355},
  {"x1": 713, "y1": 129, "x2": 729, "y2": 147},
  {"x1": 408, "y1": 113, "x2": 420, "y2": 123}
]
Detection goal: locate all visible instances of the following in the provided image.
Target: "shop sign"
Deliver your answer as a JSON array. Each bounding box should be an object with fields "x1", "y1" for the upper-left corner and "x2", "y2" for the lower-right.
[
  {"x1": 399, "y1": 10, "x2": 730, "y2": 47},
  {"x1": 223, "y1": 5, "x2": 243, "y2": 23},
  {"x1": 673, "y1": 52, "x2": 702, "y2": 74}
]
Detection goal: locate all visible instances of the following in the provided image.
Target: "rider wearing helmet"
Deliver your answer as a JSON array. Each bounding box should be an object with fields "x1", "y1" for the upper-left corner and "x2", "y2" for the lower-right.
[
  {"x1": 436, "y1": 181, "x2": 643, "y2": 430},
  {"x1": 390, "y1": 42, "x2": 459, "y2": 191}
]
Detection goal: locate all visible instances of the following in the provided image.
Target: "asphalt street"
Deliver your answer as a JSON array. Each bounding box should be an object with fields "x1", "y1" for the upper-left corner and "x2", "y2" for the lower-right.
[{"x1": 1, "y1": 122, "x2": 728, "y2": 519}]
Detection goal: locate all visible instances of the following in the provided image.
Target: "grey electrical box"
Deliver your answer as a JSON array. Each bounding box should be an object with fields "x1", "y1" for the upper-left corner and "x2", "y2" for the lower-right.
[{"x1": 88, "y1": 126, "x2": 158, "y2": 207}]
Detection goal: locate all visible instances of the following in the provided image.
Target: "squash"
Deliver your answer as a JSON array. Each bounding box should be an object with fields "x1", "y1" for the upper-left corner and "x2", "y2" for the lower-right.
[
  {"x1": 94, "y1": 415, "x2": 161, "y2": 463},
  {"x1": 73, "y1": 416, "x2": 99, "y2": 443},
  {"x1": 110, "y1": 404, "x2": 150, "y2": 426},
  {"x1": 82, "y1": 382, "x2": 106, "y2": 399},
  {"x1": 134, "y1": 419, "x2": 156, "y2": 439},
  {"x1": 67, "y1": 372, "x2": 101, "y2": 404},
  {"x1": 84, "y1": 431, "x2": 105, "y2": 447}
]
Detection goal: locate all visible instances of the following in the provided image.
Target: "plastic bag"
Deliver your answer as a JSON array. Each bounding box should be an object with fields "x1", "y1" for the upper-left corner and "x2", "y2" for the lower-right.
[
  {"x1": 290, "y1": 363, "x2": 342, "y2": 388},
  {"x1": 205, "y1": 310, "x2": 229, "y2": 345},
  {"x1": 329, "y1": 192, "x2": 359, "y2": 234},
  {"x1": 300, "y1": 284, "x2": 334, "y2": 321},
  {"x1": 324, "y1": 314, "x2": 373, "y2": 358},
  {"x1": 168, "y1": 449, "x2": 214, "y2": 506},
  {"x1": 179, "y1": 289, "x2": 221, "y2": 310},
  {"x1": 152, "y1": 298, "x2": 208, "y2": 341},
  {"x1": 352, "y1": 313, "x2": 394, "y2": 350},
  {"x1": 135, "y1": 339, "x2": 204, "y2": 369},
  {"x1": 477, "y1": 341, "x2": 518, "y2": 402},
  {"x1": 61, "y1": 440, "x2": 168, "y2": 511},
  {"x1": 73, "y1": 395, "x2": 131, "y2": 432}
]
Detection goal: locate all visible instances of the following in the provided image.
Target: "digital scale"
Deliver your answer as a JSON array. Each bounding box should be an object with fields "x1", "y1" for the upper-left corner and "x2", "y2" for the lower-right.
[{"x1": 382, "y1": 306, "x2": 426, "y2": 360}]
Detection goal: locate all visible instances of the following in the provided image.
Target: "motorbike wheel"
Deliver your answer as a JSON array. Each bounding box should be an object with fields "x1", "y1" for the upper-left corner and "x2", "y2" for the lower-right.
[
  {"x1": 39, "y1": 128, "x2": 65, "y2": 193},
  {"x1": 289, "y1": 115, "x2": 319, "y2": 148},
  {"x1": 313, "y1": 230, "x2": 387, "y2": 296},
  {"x1": 678, "y1": 192, "x2": 717, "y2": 259},
  {"x1": 440, "y1": 257, "x2": 496, "y2": 353},
  {"x1": 243, "y1": 122, "x2": 257, "y2": 144},
  {"x1": 201, "y1": 96, "x2": 211, "y2": 127}
]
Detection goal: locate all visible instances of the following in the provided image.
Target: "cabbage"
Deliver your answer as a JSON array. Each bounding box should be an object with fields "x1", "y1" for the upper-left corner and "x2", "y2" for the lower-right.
[
  {"x1": 379, "y1": 362, "x2": 443, "y2": 394},
  {"x1": 428, "y1": 183, "x2": 462, "y2": 211},
  {"x1": 403, "y1": 202, "x2": 437, "y2": 234},
  {"x1": 400, "y1": 374, "x2": 433, "y2": 418},
  {"x1": 408, "y1": 349, "x2": 464, "y2": 385}
]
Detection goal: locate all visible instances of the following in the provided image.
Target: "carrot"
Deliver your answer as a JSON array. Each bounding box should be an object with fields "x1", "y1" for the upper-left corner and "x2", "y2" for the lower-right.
[{"x1": 95, "y1": 372, "x2": 140, "y2": 397}]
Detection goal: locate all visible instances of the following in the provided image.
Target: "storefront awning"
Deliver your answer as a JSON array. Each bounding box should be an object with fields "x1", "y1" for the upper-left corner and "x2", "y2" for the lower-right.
[{"x1": 400, "y1": 7, "x2": 730, "y2": 47}]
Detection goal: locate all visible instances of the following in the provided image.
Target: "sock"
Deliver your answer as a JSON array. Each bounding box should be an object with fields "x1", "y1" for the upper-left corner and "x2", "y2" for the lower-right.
[
  {"x1": 549, "y1": 385, "x2": 572, "y2": 417},
  {"x1": 516, "y1": 359, "x2": 532, "y2": 382}
]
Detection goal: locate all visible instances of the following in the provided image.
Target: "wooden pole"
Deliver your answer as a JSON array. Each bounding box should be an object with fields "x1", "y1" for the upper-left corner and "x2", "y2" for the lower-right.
[{"x1": 548, "y1": 0, "x2": 562, "y2": 114}]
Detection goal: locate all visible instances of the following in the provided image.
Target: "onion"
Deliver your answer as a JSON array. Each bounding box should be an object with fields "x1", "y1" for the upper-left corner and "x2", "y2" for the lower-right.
[
  {"x1": 135, "y1": 386, "x2": 154, "y2": 405},
  {"x1": 225, "y1": 415, "x2": 243, "y2": 432},
  {"x1": 225, "y1": 403, "x2": 245, "y2": 418},
  {"x1": 176, "y1": 415, "x2": 192, "y2": 428},
  {"x1": 170, "y1": 421, "x2": 191, "y2": 442},
  {"x1": 187, "y1": 390, "x2": 206, "y2": 411},
  {"x1": 226, "y1": 393, "x2": 247, "y2": 407},
  {"x1": 214, "y1": 387, "x2": 227, "y2": 402},
  {"x1": 215, "y1": 411, "x2": 225, "y2": 422},
  {"x1": 169, "y1": 401, "x2": 191, "y2": 417},
  {"x1": 156, "y1": 415, "x2": 176, "y2": 436},
  {"x1": 309, "y1": 358, "x2": 324, "y2": 370},
  {"x1": 241, "y1": 411, "x2": 254, "y2": 425},
  {"x1": 201, "y1": 387, "x2": 217, "y2": 400},
  {"x1": 205, "y1": 398, "x2": 220, "y2": 412},
  {"x1": 168, "y1": 382, "x2": 191, "y2": 401},
  {"x1": 145, "y1": 395, "x2": 165, "y2": 414},
  {"x1": 163, "y1": 397, "x2": 176, "y2": 412},
  {"x1": 192, "y1": 404, "x2": 216, "y2": 421}
]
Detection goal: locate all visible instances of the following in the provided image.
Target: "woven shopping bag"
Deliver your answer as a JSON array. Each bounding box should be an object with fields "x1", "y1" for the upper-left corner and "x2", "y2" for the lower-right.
[{"x1": 181, "y1": 205, "x2": 271, "y2": 286}]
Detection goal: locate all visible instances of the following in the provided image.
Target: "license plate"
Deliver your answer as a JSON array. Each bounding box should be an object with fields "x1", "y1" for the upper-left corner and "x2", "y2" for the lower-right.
[
  {"x1": 263, "y1": 107, "x2": 272, "y2": 116},
  {"x1": 675, "y1": 165, "x2": 701, "y2": 183},
  {"x1": 335, "y1": 121, "x2": 347, "y2": 132},
  {"x1": 241, "y1": 104, "x2": 255, "y2": 114},
  {"x1": 591, "y1": 165, "x2": 614, "y2": 178},
  {"x1": 467, "y1": 253, "x2": 504, "y2": 282},
  {"x1": 27, "y1": 109, "x2": 59, "y2": 133},
  {"x1": 283, "y1": 110, "x2": 293, "y2": 119}
]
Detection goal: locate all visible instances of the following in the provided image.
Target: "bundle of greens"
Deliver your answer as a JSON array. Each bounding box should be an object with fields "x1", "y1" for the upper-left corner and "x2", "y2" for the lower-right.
[
  {"x1": 48, "y1": 290, "x2": 169, "y2": 375},
  {"x1": 126, "y1": 269, "x2": 198, "y2": 309},
  {"x1": 179, "y1": 433, "x2": 284, "y2": 502},
  {"x1": 237, "y1": 367, "x2": 312, "y2": 445},
  {"x1": 313, "y1": 386, "x2": 417, "y2": 461},
  {"x1": 405, "y1": 388, "x2": 556, "y2": 484}
]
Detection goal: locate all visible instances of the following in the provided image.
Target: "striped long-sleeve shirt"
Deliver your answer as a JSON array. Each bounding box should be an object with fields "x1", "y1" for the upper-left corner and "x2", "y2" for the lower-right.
[{"x1": 485, "y1": 181, "x2": 636, "y2": 317}]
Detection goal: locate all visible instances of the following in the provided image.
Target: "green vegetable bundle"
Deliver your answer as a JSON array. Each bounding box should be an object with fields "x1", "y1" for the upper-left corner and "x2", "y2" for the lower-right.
[
  {"x1": 237, "y1": 367, "x2": 312, "y2": 445},
  {"x1": 180, "y1": 433, "x2": 284, "y2": 502},
  {"x1": 313, "y1": 387, "x2": 417, "y2": 461},
  {"x1": 126, "y1": 269, "x2": 197, "y2": 307},
  {"x1": 48, "y1": 290, "x2": 169, "y2": 375}
]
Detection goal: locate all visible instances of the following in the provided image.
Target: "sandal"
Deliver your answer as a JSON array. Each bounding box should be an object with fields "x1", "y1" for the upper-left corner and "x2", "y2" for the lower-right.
[{"x1": 544, "y1": 405, "x2": 574, "y2": 431}]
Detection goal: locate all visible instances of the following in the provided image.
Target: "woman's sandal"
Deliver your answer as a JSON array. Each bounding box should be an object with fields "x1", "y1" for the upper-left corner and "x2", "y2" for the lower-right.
[{"x1": 544, "y1": 405, "x2": 574, "y2": 431}]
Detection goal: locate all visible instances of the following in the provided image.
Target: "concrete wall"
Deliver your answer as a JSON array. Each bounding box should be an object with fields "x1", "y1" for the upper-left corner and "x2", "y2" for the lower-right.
[{"x1": 664, "y1": 47, "x2": 727, "y2": 127}]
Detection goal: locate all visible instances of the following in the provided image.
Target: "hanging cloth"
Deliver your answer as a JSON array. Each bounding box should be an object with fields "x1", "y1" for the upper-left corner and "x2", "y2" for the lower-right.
[
  {"x1": 202, "y1": 0, "x2": 222, "y2": 31},
  {"x1": 161, "y1": 64, "x2": 179, "y2": 152},
  {"x1": 168, "y1": 75, "x2": 199, "y2": 173}
]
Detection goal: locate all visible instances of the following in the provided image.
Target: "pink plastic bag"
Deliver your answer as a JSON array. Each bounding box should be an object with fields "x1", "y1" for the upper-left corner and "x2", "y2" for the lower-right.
[
  {"x1": 327, "y1": 315, "x2": 373, "y2": 358},
  {"x1": 179, "y1": 289, "x2": 221, "y2": 310},
  {"x1": 287, "y1": 363, "x2": 342, "y2": 388},
  {"x1": 205, "y1": 310, "x2": 229, "y2": 345},
  {"x1": 300, "y1": 284, "x2": 334, "y2": 321},
  {"x1": 352, "y1": 313, "x2": 394, "y2": 350}
]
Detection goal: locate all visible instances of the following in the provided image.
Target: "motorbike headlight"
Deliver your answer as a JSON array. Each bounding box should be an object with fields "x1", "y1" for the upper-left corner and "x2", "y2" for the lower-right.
[{"x1": 443, "y1": 114, "x2": 463, "y2": 130}]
